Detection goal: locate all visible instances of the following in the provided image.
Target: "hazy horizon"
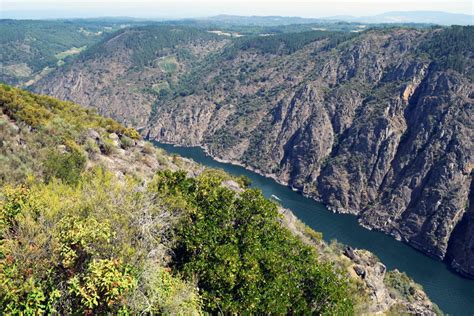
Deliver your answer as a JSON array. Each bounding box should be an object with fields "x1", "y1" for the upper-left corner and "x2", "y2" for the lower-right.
[{"x1": 1, "y1": 0, "x2": 473, "y2": 20}]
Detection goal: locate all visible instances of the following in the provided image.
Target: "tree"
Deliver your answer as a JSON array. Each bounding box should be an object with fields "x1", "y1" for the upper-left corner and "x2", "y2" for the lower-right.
[{"x1": 153, "y1": 171, "x2": 354, "y2": 314}]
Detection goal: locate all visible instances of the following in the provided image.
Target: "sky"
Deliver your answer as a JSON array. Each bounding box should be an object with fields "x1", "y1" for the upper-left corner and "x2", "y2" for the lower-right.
[{"x1": 1, "y1": 0, "x2": 473, "y2": 19}]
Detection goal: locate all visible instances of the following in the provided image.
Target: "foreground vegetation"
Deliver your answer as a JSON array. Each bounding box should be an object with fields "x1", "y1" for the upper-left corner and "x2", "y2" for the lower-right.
[{"x1": 0, "y1": 84, "x2": 355, "y2": 313}]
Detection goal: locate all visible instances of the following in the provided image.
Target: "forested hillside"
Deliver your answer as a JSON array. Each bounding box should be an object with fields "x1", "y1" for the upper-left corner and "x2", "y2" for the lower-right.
[
  {"x1": 0, "y1": 20, "x2": 132, "y2": 86},
  {"x1": 0, "y1": 85, "x2": 440, "y2": 314},
  {"x1": 33, "y1": 24, "x2": 474, "y2": 279},
  {"x1": 34, "y1": 25, "x2": 228, "y2": 127}
]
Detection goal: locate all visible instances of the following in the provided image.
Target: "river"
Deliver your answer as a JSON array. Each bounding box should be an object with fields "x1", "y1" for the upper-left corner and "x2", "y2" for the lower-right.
[{"x1": 154, "y1": 142, "x2": 474, "y2": 315}]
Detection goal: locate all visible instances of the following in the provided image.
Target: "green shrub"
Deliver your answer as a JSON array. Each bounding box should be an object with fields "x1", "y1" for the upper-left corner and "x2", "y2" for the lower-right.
[
  {"x1": 0, "y1": 185, "x2": 29, "y2": 233},
  {"x1": 101, "y1": 137, "x2": 116, "y2": 155},
  {"x1": 142, "y1": 142, "x2": 156, "y2": 155},
  {"x1": 84, "y1": 137, "x2": 100, "y2": 155},
  {"x1": 384, "y1": 270, "x2": 418, "y2": 302},
  {"x1": 155, "y1": 149, "x2": 170, "y2": 168},
  {"x1": 68, "y1": 259, "x2": 136, "y2": 314},
  {"x1": 0, "y1": 266, "x2": 61, "y2": 315},
  {"x1": 120, "y1": 135, "x2": 134, "y2": 149},
  {"x1": 236, "y1": 175, "x2": 252, "y2": 188},
  {"x1": 15, "y1": 104, "x2": 52, "y2": 128},
  {"x1": 303, "y1": 224, "x2": 324, "y2": 243},
  {"x1": 56, "y1": 216, "x2": 112, "y2": 270},
  {"x1": 133, "y1": 264, "x2": 201, "y2": 314},
  {"x1": 43, "y1": 141, "x2": 87, "y2": 185},
  {"x1": 0, "y1": 171, "x2": 201, "y2": 314},
  {"x1": 103, "y1": 118, "x2": 125, "y2": 135},
  {"x1": 123, "y1": 127, "x2": 141, "y2": 140}
]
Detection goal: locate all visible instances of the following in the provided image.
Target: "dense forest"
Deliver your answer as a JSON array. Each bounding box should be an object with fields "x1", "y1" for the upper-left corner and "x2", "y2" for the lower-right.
[
  {"x1": 228, "y1": 30, "x2": 357, "y2": 55},
  {"x1": 0, "y1": 18, "x2": 436, "y2": 87},
  {"x1": 416, "y1": 25, "x2": 474, "y2": 78},
  {"x1": 81, "y1": 25, "x2": 220, "y2": 69}
]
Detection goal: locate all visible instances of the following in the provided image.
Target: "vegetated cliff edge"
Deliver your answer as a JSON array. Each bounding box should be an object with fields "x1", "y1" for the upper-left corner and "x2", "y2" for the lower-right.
[
  {"x1": 0, "y1": 85, "x2": 440, "y2": 314},
  {"x1": 34, "y1": 26, "x2": 474, "y2": 278}
]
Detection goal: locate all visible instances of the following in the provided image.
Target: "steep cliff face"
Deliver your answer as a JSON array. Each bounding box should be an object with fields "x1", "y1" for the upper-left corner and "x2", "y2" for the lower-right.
[
  {"x1": 446, "y1": 177, "x2": 474, "y2": 278},
  {"x1": 356, "y1": 69, "x2": 473, "y2": 260},
  {"x1": 34, "y1": 26, "x2": 474, "y2": 278}
]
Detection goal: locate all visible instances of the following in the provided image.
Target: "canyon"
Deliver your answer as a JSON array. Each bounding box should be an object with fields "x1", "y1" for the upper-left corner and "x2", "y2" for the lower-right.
[{"x1": 33, "y1": 25, "x2": 474, "y2": 278}]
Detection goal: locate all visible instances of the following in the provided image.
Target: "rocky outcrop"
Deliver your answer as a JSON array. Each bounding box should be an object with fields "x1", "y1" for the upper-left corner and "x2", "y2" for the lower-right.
[
  {"x1": 357, "y1": 70, "x2": 473, "y2": 261},
  {"x1": 34, "y1": 26, "x2": 474, "y2": 278},
  {"x1": 280, "y1": 207, "x2": 441, "y2": 314}
]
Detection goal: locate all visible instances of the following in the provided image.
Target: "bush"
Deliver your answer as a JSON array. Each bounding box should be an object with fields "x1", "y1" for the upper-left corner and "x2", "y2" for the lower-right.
[
  {"x1": 133, "y1": 264, "x2": 201, "y2": 314},
  {"x1": 0, "y1": 171, "x2": 202, "y2": 314},
  {"x1": 103, "y1": 118, "x2": 125, "y2": 135},
  {"x1": 43, "y1": 141, "x2": 87, "y2": 185},
  {"x1": 84, "y1": 137, "x2": 100, "y2": 155},
  {"x1": 384, "y1": 270, "x2": 418, "y2": 302},
  {"x1": 56, "y1": 216, "x2": 112, "y2": 270},
  {"x1": 123, "y1": 127, "x2": 141, "y2": 140},
  {"x1": 142, "y1": 142, "x2": 156, "y2": 155},
  {"x1": 120, "y1": 135, "x2": 134, "y2": 149},
  {"x1": 236, "y1": 175, "x2": 252, "y2": 188},
  {"x1": 68, "y1": 259, "x2": 136, "y2": 314},
  {"x1": 0, "y1": 268, "x2": 61, "y2": 315},
  {"x1": 101, "y1": 137, "x2": 116, "y2": 155},
  {"x1": 14, "y1": 104, "x2": 52, "y2": 128},
  {"x1": 0, "y1": 185, "x2": 29, "y2": 236}
]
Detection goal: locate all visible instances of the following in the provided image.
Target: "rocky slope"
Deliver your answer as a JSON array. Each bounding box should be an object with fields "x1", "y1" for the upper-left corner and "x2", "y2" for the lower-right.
[
  {"x1": 281, "y1": 208, "x2": 441, "y2": 314},
  {"x1": 33, "y1": 26, "x2": 474, "y2": 278},
  {"x1": 35, "y1": 25, "x2": 227, "y2": 127}
]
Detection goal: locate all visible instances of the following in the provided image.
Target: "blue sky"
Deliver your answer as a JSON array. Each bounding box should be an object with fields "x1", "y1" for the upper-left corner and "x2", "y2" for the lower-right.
[{"x1": 2, "y1": 0, "x2": 473, "y2": 19}]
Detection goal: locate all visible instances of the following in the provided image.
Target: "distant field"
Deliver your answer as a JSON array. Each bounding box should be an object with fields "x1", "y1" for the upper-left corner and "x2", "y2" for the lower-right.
[
  {"x1": 157, "y1": 56, "x2": 179, "y2": 73},
  {"x1": 55, "y1": 46, "x2": 87, "y2": 60},
  {"x1": 2, "y1": 63, "x2": 32, "y2": 78}
]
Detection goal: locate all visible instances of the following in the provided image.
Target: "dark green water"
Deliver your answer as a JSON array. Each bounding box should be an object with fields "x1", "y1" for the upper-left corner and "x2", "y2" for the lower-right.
[{"x1": 154, "y1": 142, "x2": 474, "y2": 315}]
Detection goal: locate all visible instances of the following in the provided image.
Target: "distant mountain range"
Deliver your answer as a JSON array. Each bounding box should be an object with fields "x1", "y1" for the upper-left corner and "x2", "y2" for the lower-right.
[
  {"x1": 328, "y1": 11, "x2": 473, "y2": 26},
  {"x1": 2, "y1": 10, "x2": 472, "y2": 26},
  {"x1": 204, "y1": 11, "x2": 473, "y2": 26}
]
